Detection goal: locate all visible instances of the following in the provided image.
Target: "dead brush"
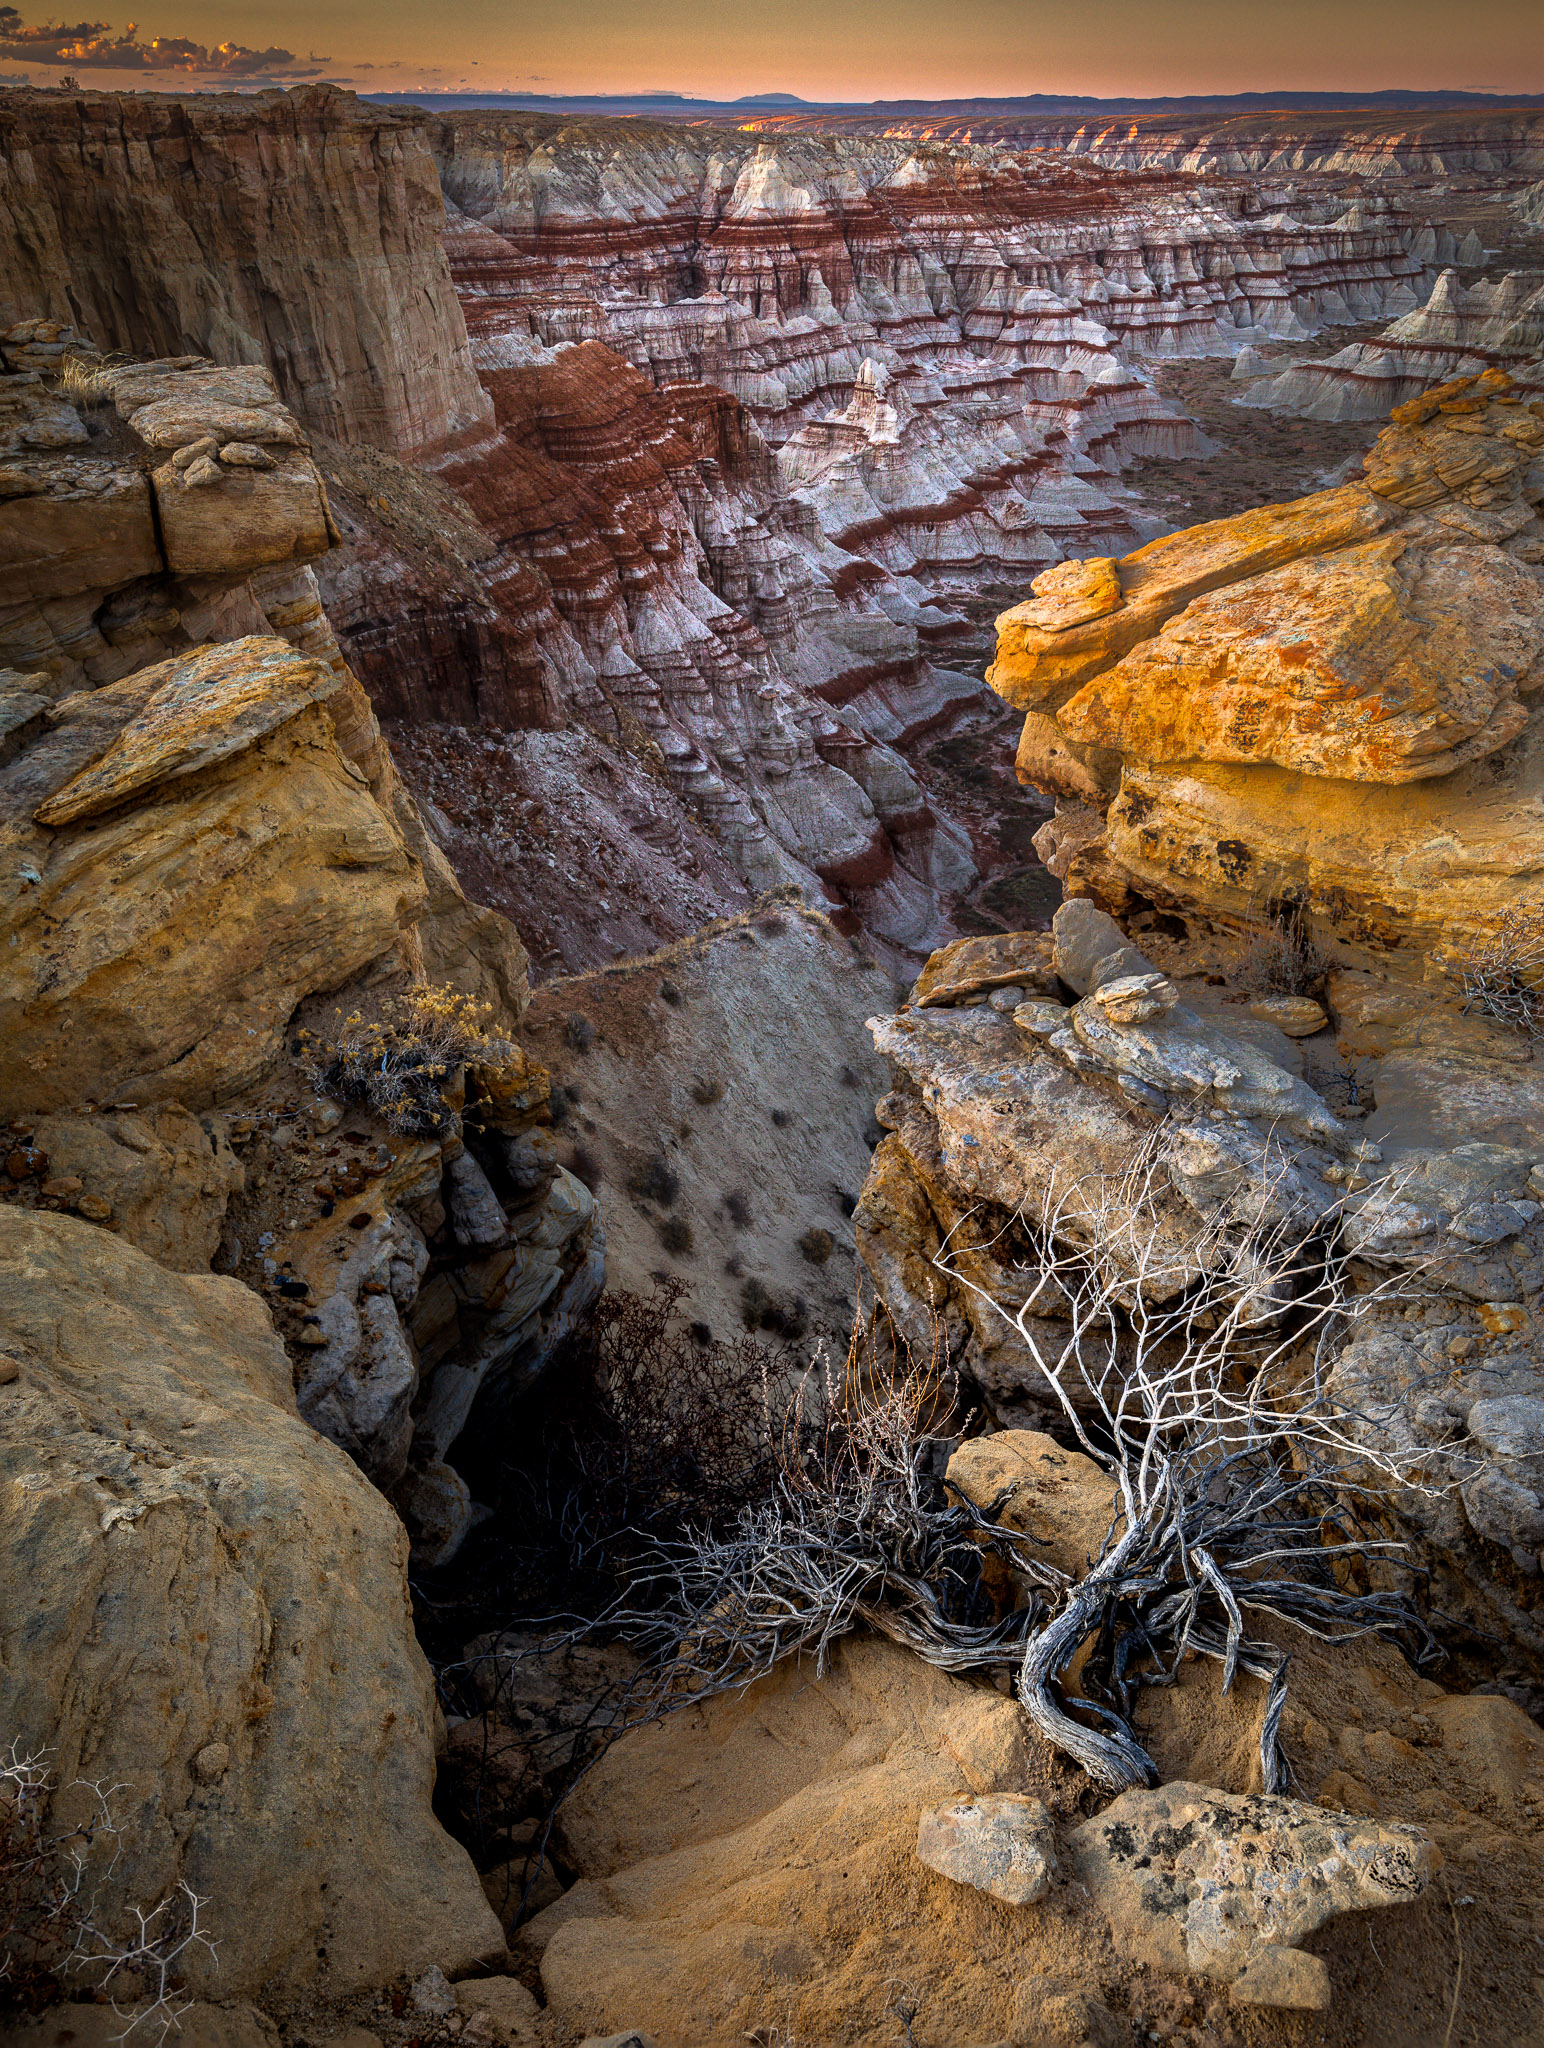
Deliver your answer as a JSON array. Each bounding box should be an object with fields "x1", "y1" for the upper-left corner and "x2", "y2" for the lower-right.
[
  {"x1": 1229, "y1": 899, "x2": 1331, "y2": 998},
  {"x1": 1, "y1": 1743, "x2": 216, "y2": 2037},
  {"x1": 1452, "y1": 905, "x2": 1544, "y2": 1042},
  {"x1": 932, "y1": 1134, "x2": 1446, "y2": 1791},
  {"x1": 514, "y1": 1322, "x2": 1052, "y2": 1737},
  {"x1": 297, "y1": 984, "x2": 520, "y2": 1134}
]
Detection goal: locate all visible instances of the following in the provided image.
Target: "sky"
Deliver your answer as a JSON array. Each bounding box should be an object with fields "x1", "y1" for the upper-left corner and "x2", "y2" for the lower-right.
[{"x1": 0, "y1": 0, "x2": 1540, "y2": 101}]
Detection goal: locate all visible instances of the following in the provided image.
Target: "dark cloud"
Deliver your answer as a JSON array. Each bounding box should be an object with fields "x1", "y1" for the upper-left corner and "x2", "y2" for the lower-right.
[{"x1": 0, "y1": 12, "x2": 325, "y2": 77}]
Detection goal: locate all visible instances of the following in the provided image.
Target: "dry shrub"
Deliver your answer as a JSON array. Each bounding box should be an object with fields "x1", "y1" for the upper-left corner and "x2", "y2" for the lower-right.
[
  {"x1": 797, "y1": 1227, "x2": 834, "y2": 1265},
  {"x1": 689, "y1": 1074, "x2": 724, "y2": 1106},
  {"x1": 298, "y1": 985, "x2": 519, "y2": 1134},
  {"x1": 546, "y1": 1280, "x2": 801, "y2": 1558},
  {"x1": 1, "y1": 1744, "x2": 214, "y2": 2033},
  {"x1": 1230, "y1": 899, "x2": 1330, "y2": 997},
  {"x1": 1453, "y1": 906, "x2": 1544, "y2": 1041},
  {"x1": 725, "y1": 1189, "x2": 753, "y2": 1228},
  {"x1": 55, "y1": 355, "x2": 112, "y2": 408},
  {"x1": 632, "y1": 1155, "x2": 680, "y2": 1206}
]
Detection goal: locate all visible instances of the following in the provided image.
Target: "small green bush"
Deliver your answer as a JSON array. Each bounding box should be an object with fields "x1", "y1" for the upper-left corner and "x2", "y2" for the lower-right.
[
  {"x1": 633, "y1": 1155, "x2": 681, "y2": 1206},
  {"x1": 658, "y1": 1214, "x2": 694, "y2": 1257}
]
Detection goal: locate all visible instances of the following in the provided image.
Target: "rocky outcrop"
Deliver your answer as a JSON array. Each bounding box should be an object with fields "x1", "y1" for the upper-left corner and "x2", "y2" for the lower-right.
[
  {"x1": 0, "y1": 86, "x2": 490, "y2": 452},
  {"x1": 0, "y1": 343, "x2": 601, "y2": 1565},
  {"x1": 0, "y1": 1205, "x2": 504, "y2": 1995},
  {"x1": 988, "y1": 369, "x2": 1544, "y2": 973},
  {"x1": 856, "y1": 912, "x2": 1544, "y2": 1697}
]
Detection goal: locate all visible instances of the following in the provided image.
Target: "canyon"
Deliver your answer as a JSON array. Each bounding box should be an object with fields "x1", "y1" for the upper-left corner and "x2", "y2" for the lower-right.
[{"x1": 3, "y1": 74, "x2": 1544, "y2": 2048}]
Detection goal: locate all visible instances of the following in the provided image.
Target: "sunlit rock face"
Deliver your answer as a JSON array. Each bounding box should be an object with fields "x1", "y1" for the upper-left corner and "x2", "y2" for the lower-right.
[{"x1": 987, "y1": 368, "x2": 1544, "y2": 977}]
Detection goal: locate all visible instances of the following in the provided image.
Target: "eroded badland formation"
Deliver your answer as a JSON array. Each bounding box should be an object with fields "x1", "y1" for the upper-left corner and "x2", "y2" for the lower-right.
[{"x1": 4, "y1": 76, "x2": 1544, "y2": 2048}]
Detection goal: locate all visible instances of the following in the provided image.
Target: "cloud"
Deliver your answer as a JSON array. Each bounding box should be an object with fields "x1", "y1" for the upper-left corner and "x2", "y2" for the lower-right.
[{"x1": 0, "y1": 12, "x2": 325, "y2": 77}]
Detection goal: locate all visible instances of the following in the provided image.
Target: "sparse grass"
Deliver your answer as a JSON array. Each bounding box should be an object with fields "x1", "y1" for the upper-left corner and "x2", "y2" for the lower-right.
[
  {"x1": 55, "y1": 354, "x2": 113, "y2": 408},
  {"x1": 1230, "y1": 899, "x2": 1331, "y2": 998}
]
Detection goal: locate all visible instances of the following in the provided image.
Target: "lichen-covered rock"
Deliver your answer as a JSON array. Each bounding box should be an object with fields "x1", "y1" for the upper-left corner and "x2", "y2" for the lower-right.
[
  {"x1": 1066, "y1": 1781, "x2": 1435, "y2": 1999},
  {"x1": 0, "y1": 1206, "x2": 503, "y2": 1995}
]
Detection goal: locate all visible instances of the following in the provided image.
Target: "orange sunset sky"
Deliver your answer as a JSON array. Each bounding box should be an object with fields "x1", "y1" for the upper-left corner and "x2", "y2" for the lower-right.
[{"x1": 0, "y1": 0, "x2": 1539, "y2": 100}]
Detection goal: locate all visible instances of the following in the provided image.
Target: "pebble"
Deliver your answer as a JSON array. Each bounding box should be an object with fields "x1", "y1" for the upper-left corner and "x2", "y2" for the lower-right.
[
  {"x1": 192, "y1": 1741, "x2": 230, "y2": 1784},
  {"x1": 1479, "y1": 1301, "x2": 1527, "y2": 1335}
]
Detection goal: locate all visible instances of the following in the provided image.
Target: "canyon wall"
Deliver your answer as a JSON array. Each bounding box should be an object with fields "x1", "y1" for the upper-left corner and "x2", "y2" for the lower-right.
[
  {"x1": 0, "y1": 85, "x2": 491, "y2": 452},
  {"x1": 1239, "y1": 266, "x2": 1544, "y2": 420},
  {"x1": 431, "y1": 118, "x2": 1433, "y2": 578},
  {"x1": 742, "y1": 105, "x2": 1544, "y2": 182}
]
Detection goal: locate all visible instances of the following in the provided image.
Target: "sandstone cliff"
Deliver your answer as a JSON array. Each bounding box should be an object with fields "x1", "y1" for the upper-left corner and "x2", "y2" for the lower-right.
[
  {"x1": 1, "y1": 344, "x2": 601, "y2": 1557},
  {"x1": 0, "y1": 86, "x2": 490, "y2": 452},
  {"x1": 989, "y1": 368, "x2": 1544, "y2": 974}
]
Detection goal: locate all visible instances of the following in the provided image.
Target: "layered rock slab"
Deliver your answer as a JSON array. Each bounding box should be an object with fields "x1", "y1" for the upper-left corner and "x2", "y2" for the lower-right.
[
  {"x1": 0, "y1": 1206, "x2": 502, "y2": 1994},
  {"x1": 988, "y1": 375, "x2": 1544, "y2": 973}
]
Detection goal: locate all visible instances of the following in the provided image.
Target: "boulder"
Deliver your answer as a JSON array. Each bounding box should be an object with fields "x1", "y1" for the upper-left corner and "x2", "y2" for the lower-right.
[
  {"x1": 0, "y1": 1206, "x2": 503, "y2": 1995},
  {"x1": 1066, "y1": 1781, "x2": 1435, "y2": 2000},
  {"x1": 12, "y1": 1103, "x2": 244, "y2": 1269}
]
